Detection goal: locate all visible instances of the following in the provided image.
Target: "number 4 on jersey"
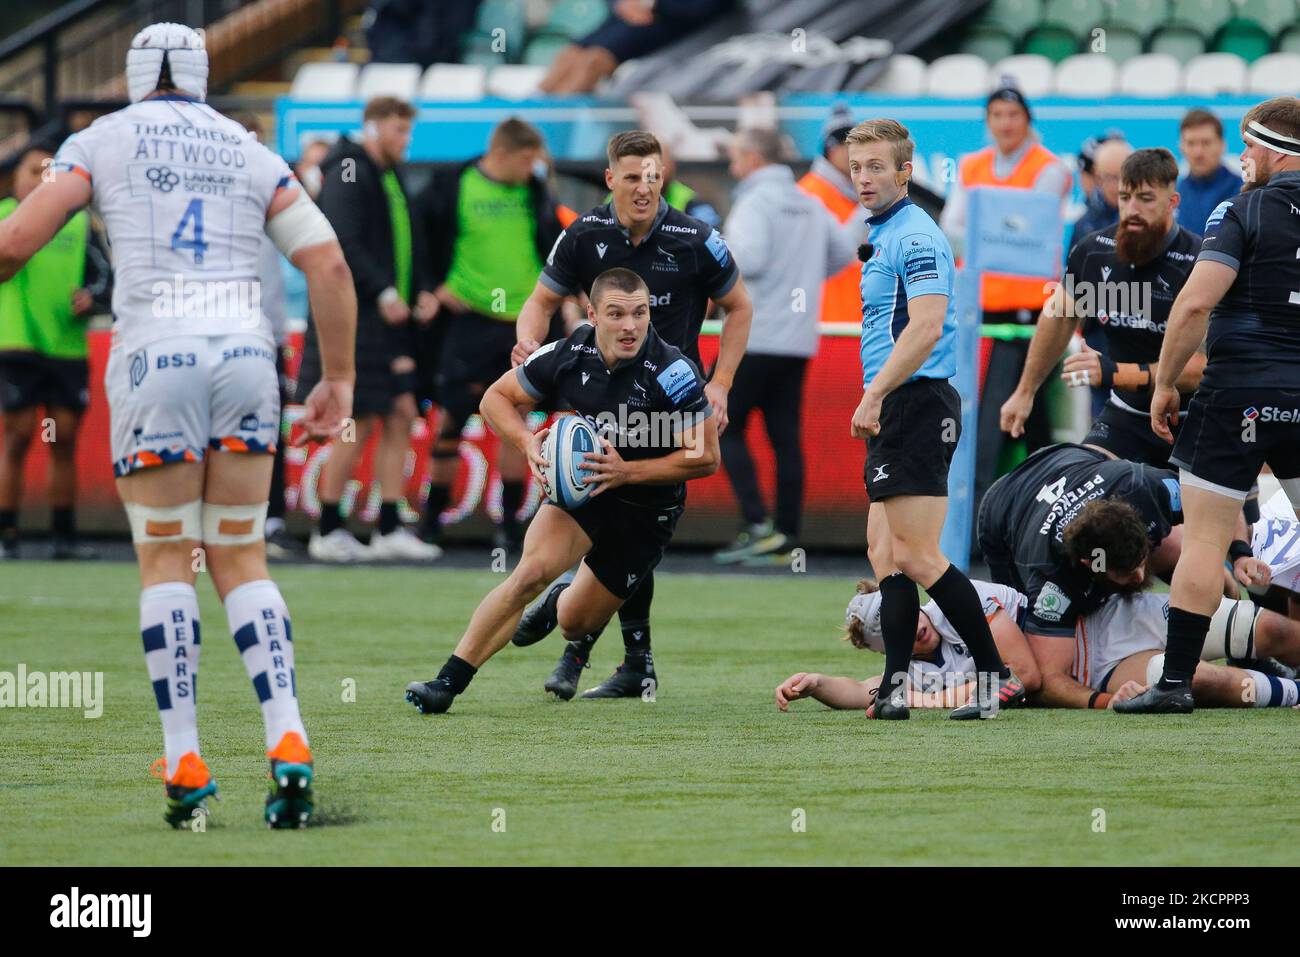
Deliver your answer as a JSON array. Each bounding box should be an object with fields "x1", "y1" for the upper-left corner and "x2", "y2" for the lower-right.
[
  {"x1": 171, "y1": 199, "x2": 208, "y2": 264},
  {"x1": 1037, "y1": 477, "x2": 1067, "y2": 504}
]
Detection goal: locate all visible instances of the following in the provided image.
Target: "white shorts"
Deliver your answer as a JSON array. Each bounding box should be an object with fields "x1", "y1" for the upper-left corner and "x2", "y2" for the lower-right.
[
  {"x1": 1074, "y1": 593, "x2": 1234, "y2": 691},
  {"x1": 106, "y1": 334, "x2": 280, "y2": 477}
]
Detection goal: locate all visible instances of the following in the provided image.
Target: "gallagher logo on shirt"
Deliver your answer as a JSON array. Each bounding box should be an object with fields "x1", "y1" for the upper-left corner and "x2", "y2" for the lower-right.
[{"x1": 901, "y1": 235, "x2": 938, "y2": 284}]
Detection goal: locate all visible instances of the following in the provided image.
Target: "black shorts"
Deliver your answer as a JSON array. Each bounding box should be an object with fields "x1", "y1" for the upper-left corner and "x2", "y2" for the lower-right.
[
  {"x1": 864, "y1": 377, "x2": 961, "y2": 500},
  {"x1": 435, "y1": 311, "x2": 517, "y2": 428},
  {"x1": 0, "y1": 352, "x2": 89, "y2": 412},
  {"x1": 1082, "y1": 401, "x2": 1178, "y2": 469},
  {"x1": 297, "y1": 321, "x2": 416, "y2": 418},
  {"x1": 560, "y1": 494, "x2": 684, "y2": 600},
  {"x1": 1170, "y1": 385, "x2": 1300, "y2": 494}
]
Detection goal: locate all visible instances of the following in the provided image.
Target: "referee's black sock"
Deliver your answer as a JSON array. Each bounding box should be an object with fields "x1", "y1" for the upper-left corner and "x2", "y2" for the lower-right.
[
  {"x1": 925, "y1": 564, "x2": 1010, "y2": 680},
  {"x1": 1160, "y1": 607, "x2": 1211, "y2": 688},
  {"x1": 436, "y1": 654, "x2": 477, "y2": 695},
  {"x1": 878, "y1": 572, "x2": 920, "y2": 696},
  {"x1": 378, "y1": 501, "x2": 400, "y2": 535},
  {"x1": 319, "y1": 501, "x2": 342, "y2": 536}
]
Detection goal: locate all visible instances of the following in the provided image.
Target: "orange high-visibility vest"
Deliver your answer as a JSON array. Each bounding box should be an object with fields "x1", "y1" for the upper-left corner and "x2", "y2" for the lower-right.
[
  {"x1": 557, "y1": 204, "x2": 579, "y2": 229},
  {"x1": 959, "y1": 143, "x2": 1061, "y2": 313},
  {"x1": 798, "y1": 169, "x2": 862, "y2": 325}
]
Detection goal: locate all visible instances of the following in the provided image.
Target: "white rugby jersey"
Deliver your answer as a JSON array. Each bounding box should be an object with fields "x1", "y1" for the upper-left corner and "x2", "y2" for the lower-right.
[
  {"x1": 911, "y1": 581, "x2": 1027, "y2": 686},
  {"x1": 54, "y1": 95, "x2": 295, "y2": 352}
]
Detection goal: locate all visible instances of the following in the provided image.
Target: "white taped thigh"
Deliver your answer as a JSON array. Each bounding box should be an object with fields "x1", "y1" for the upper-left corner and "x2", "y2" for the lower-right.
[
  {"x1": 124, "y1": 499, "x2": 203, "y2": 543},
  {"x1": 202, "y1": 501, "x2": 268, "y2": 545},
  {"x1": 1202, "y1": 596, "x2": 1259, "y2": 660}
]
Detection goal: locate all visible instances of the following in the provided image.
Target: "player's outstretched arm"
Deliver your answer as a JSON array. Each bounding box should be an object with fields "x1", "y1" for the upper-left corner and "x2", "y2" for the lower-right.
[
  {"x1": 1026, "y1": 632, "x2": 1106, "y2": 708},
  {"x1": 0, "y1": 172, "x2": 92, "y2": 282},
  {"x1": 775, "y1": 672, "x2": 877, "y2": 711},
  {"x1": 512, "y1": 280, "x2": 567, "y2": 366},
  {"x1": 1002, "y1": 286, "x2": 1075, "y2": 437},
  {"x1": 990, "y1": 609, "x2": 1041, "y2": 694}
]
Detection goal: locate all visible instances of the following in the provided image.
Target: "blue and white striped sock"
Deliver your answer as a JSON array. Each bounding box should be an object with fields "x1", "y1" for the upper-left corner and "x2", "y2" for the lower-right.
[
  {"x1": 1245, "y1": 670, "x2": 1300, "y2": 707},
  {"x1": 140, "y1": 582, "x2": 201, "y2": 770},
  {"x1": 225, "y1": 579, "x2": 306, "y2": 751}
]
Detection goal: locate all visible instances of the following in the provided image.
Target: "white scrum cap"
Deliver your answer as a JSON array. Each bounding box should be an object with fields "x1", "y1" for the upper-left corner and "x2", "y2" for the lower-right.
[{"x1": 126, "y1": 22, "x2": 208, "y2": 104}]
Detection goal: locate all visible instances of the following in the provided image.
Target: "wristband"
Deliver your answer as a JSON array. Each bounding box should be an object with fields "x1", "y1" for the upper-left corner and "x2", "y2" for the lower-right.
[
  {"x1": 1088, "y1": 691, "x2": 1112, "y2": 709},
  {"x1": 1228, "y1": 539, "x2": 1253, "y2": 563},
  {"x1": 1096, "y1": 354, "x2": 1117, "y2": 390}
]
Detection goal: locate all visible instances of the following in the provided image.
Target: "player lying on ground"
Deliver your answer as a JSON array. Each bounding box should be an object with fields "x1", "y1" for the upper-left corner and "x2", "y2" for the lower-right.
[
  {"x1": 1032, "y1": 590, "x2": 1300, "y2": 709},
  {"x1": 0, "y1": 23, "x2": 356, "y2": 828},
  {"x1": 775, "y1": 579, "x2": 1040, "y2": 712},
  {"x1": 404, "y1": 268, "x2": 719, "y2": 714}
]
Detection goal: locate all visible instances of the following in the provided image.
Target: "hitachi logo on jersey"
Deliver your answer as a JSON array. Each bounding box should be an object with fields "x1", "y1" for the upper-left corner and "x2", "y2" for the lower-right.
[
  {"x1": 660, "y1": 224, "x2": 697, "y2": 234},
  {"x1": 1246, "y1": 405, "x2": 1300, "y2": 423},
  {"x1": 569, "y1": 342, "x2": 599, "y2": 354}
]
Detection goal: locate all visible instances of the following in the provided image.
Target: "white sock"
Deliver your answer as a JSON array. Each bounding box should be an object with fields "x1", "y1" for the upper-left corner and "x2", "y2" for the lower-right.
[
  {"x1": 225, "y1": 579, "x2": 307, "y2": 751},
  {"x1": 140, "y1": 582, "x2": 202, "y2": 771},
  {"x1": 1245, "y1": 670, "x2": 1300, "y2": 707}
]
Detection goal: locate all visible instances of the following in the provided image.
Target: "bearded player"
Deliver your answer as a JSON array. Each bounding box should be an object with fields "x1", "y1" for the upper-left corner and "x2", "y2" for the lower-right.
[{"x1": 0, "y1": 23, "x2": 356, "y2": 827}]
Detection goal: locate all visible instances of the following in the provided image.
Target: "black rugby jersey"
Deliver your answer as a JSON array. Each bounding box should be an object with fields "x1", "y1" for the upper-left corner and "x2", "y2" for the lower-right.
[
  {"x1": 1197, "y1": 170, "x2": 1300, "y2": 389},
  {"x1": 982, "y1": 443, "x2": 1182, "y2": 637},
  {"x1": 516, "y1": 322, "x2": 712, "y2": 507},
  {"x1": 538, "y1": 200, "x2": 739, "y2": 365},
  {"x1": 1064, "y1": 223, "x2": 1201, "y2": 413}
]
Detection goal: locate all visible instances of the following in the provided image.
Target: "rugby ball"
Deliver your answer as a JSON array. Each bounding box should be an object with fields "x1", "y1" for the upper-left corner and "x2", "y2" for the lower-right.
[{"x1": 542, "y1": 415, "x2": 600, "y2": 510}]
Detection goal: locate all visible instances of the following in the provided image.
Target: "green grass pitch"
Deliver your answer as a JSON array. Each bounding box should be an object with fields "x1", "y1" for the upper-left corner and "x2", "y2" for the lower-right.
[{"x1": 2, "y1": 560, "x2": 1298, "y2": 866}]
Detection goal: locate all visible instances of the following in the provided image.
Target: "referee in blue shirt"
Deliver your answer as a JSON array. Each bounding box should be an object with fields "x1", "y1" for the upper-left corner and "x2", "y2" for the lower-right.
[{"x1": 847, "y1": 119, "x2": 1026, "y2": 720}]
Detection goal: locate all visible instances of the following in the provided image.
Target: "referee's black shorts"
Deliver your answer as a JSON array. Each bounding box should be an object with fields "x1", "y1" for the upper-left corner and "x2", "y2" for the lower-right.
[
  {"x1": 864, "y1": 377, "x2": 961, "y2": 500},
  {"x1": 1082, "y1": 401, "x2": 1179, "y2": 469},
  {"x1": 1170, "y1": 384, "x2": 1300, "y2": 496},
  {"x1": 560, "y1": 494, "x2": 684, "y2": 600}
]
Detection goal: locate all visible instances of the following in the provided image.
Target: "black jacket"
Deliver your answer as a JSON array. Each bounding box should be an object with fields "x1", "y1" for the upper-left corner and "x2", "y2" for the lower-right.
[{"x1": 415, "y1": 157, "x2": 563, "y2": 291}]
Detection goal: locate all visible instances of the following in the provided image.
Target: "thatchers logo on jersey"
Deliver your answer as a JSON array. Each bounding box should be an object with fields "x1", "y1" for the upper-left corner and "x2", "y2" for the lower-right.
[
  {"x1": 0, "y1": 664, "x2": 103, "y2": 718},
  {"x1": 152, "y1": 275, "x2": 263, "y2": 327},
  {"x1": 49, "y1": 887, "x2": 150, "y2": 937}
]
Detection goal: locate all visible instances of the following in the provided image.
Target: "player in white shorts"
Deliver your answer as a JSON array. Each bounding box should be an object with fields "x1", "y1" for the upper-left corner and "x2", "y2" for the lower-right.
[
  {"x1": 775, "y1": 579, "x2": 1041, "y2": 713},
  {"x1": 0, "y1": 23, "x2": 356, "y2": 828},
  {"x1": 1036, "y1": 588, "x2": 1300, "y2": 709}
]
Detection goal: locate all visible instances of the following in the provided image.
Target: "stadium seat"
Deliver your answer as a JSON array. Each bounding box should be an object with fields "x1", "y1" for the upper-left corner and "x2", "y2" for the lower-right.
[
  {"x1": 1103, "y1": 0, "x2": 1168, "y2": 36},
  {"x1": 1053, "y1": 53, "x2": 1118, "y2": 96},
  {"x1": 420, "y1": 63, "x2": 488, "y2": 100},
  {"x1": 991, "y1": 54, "x2": 1055, "y2": 97},
  {"x1": 1248, "y1": 52, "x2": 1300, "y2": 93},
  {"x1": 523, "y1": 33, "x2": 571, "y2": 66},
  {"x1": 866, "y1": 54, "x2": 927, "y2": 94},
  {"x1": 486, "y1": 64, "x2": 548, "y2": 98},
  {"x1": 925, "y1": 54, "x2": 992, "y2": 97},
  {"x1": 1165, "y1": 0, "x2": 1235, "y2": 35},
  {"x1": 1236, "y1": 0, "x2": 1299, "y2": 36},
  {"x1": 474, "y1": 0, "x2": 528, "y2": 60},
  {"x1": 461, "y1": 31, "x2": 509, "y2": 66},
  {"x1": 1040, "y1": 0, "x2": 1107, "y2": 39},
  {"x1": 1023, "y1": 26, "x2": 1081, "y2": 61},
  {"x1": 288, "y1": 61, "x2": 358, "y2": 100},
  {"x1": 1149, "y1": 27, "x2": 1207, "y2": 62},
  {"x1": 1095, "y1": 25, "x2": 1144, "y2": 63},
  {"x1": 546, "y1": 0, "x2": 609, "y2": 39},
  {"x1": 355, "y1": 63, "x2": 420, "y2": 102},
  {"x1": 1215, "y1": 20, "x2": 1275, "y2": 62},
  {"x1": 1118, "y1": 53, "x2": 1182, "y2": 95},
  {"x1": 974, "y1": 0, "x2": 1044, "y2": 40},
  {"x1": 1181, "y1": 52, "x2": 1249, "y2": 95},
  {"x1": 961, "y1": 27, "x2": 1018, "y2": 62}
]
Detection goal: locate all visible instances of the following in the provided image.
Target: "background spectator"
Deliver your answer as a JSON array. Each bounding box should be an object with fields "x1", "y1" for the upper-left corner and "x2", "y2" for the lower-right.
[
  {"x1": 297, "y1": 96, "x2": 441, "y2": 563},
  {"x1": 541, "y1": 0, "x2": 736, "y2": 94},
  {"x1": 1176, "y1": 108, "x2": 1243, "y2": 237},
  {"x1": 0, "y1": 140, "x2": 110, "y2": 560},
  {"x1": 364, "y1": 0, "x2": 483, "y2": 68},
  {"x1": 798, "y1": 104, "x2": 862, "y2": 326},
  {"x1": 713, "y1": 127, "x2": 858, "y2": 565}
]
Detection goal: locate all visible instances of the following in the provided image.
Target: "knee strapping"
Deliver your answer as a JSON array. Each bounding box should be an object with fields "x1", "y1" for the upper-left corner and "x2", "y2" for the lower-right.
[{"x1": 1202, "y1": 597, "x2": 1260, "y2": 660}]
